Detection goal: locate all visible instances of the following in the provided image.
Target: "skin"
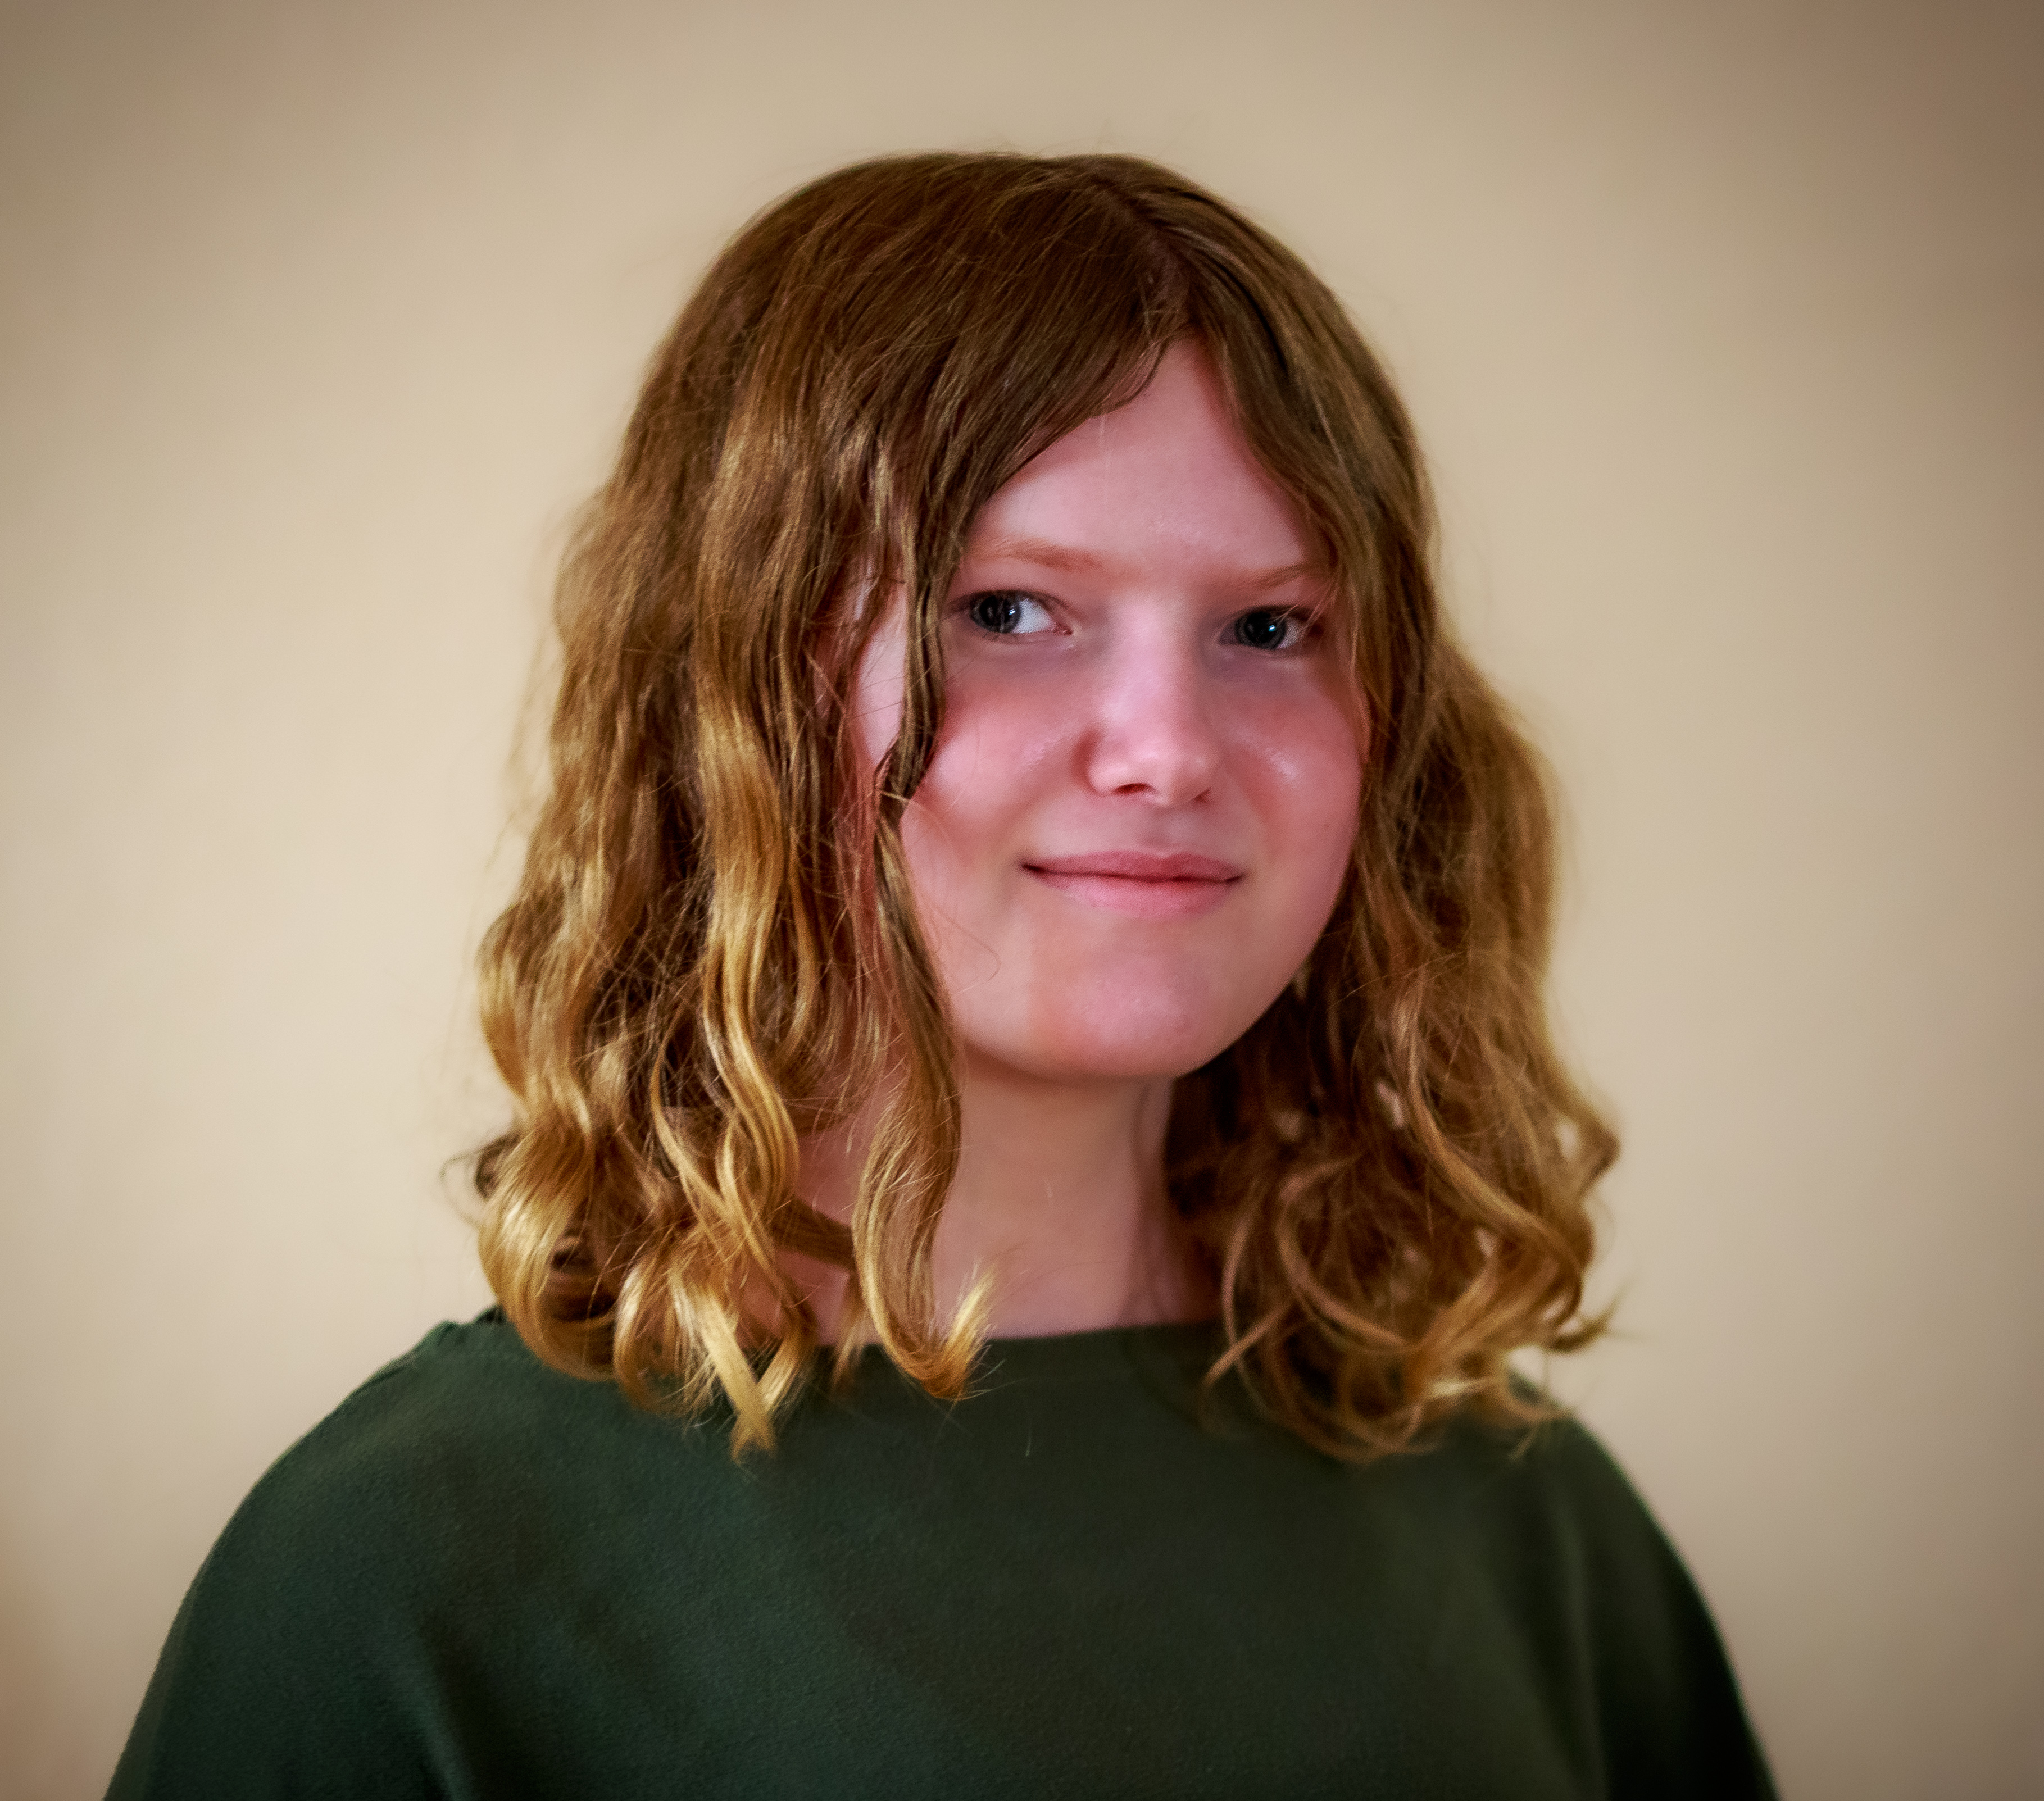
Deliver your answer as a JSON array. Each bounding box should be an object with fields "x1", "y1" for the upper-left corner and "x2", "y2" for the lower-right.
[{"x1": 800, "y1": 341, "x2": 1364, "y2": 1338}]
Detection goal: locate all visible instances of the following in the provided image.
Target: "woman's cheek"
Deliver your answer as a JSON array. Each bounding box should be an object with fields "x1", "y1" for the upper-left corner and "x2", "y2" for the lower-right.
[
  {"x1": 1243, "y1": 695, "x2": 1364, "y2": 865},
  {"x1": 922, "y1": 680, "x2": 1063, "y2": 831}
]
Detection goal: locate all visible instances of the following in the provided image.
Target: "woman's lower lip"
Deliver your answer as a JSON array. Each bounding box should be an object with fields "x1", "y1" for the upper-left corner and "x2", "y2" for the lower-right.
[{"x1": 1025, "y1": 869, "x2": 1238, "y2": 920}]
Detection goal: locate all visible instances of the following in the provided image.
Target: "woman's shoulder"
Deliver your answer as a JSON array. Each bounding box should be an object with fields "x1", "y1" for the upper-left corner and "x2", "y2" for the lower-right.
[
  {"x1": 1408, "y1": 1393, "x2": 1682, "y2": 1548},
  {"x1": 109, "y1": 1311, "x2": 729, "y2": 1799},
  {"x1": 1366, "y1": 1396, "x2": 1715, "y2": 1647},
  {"x1": 207, "y1": 1308, "x2": 747, "y2": 1584},
  {"x1": 1393, "y1": 1401, "x2": 1770, "y2": 1795},
  {"x1": 151, "y1": 1313, "x2": 639, "y2": 1634},
  {"x1": 263, "y1": 1305, "x2": 612, "y2": 1450},
  {"x1": 219, "y1": 1310, "x2": 628, "y2": 1529}
]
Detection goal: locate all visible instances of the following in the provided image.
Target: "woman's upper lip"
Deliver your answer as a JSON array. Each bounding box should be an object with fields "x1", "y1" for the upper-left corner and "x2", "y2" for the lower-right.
[{"x1": 1024, "y1": 851, "x2": 1243, "y2": 881}]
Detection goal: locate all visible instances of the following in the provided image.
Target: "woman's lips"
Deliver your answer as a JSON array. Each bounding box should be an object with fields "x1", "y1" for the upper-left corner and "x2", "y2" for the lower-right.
[{"x1": 1023, "y1": 851, "x2": 1243, "y2": 919}]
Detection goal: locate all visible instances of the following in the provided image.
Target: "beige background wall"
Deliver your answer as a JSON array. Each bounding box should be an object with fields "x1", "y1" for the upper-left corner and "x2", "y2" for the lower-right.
[{"x1": 3, "y1": 1, "x2": 2040, "y2": 1794}]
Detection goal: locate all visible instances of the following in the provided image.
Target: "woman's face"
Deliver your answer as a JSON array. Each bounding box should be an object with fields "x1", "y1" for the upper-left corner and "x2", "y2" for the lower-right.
[{"x1": 855, "y1": 341, "x2": 1363, "y2": 1085}]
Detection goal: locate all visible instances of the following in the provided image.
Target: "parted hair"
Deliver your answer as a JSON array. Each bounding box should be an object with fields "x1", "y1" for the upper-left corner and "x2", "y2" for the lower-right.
[{"x1": 473, "y1": 151, "x2": 1616, "y2": 1457}]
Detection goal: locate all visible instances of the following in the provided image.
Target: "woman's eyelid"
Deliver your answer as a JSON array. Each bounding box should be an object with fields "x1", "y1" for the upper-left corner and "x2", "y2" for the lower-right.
[
  {"x1": 957, "y1": 587, "x2": 1064, "y2": 637},
  {"x1": 953, "y1": 584, "x2": 1325, "y2": 649},
  {"x1": 1228, "y1": 601, "x2": 1321, "y2": 653}
]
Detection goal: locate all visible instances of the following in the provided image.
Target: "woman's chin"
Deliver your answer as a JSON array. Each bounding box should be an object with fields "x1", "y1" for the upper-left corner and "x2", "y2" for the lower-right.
[{"x1": 963, "y1": 1020, "x2": 1246, "y2": 1088}]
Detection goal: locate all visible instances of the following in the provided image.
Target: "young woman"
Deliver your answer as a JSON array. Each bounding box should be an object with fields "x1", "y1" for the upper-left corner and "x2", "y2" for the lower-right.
[{"x1": 111, "y1": 152, "x2": 1775, "y2": 1797}]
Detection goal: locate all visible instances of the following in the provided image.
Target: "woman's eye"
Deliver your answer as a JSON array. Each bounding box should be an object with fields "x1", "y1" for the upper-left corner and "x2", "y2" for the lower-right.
[
  {"x1": 965, "y1": 590, "x2": 1056, "y2": 636},
  {"x1": 1230, "y1": 608, "x2": 1306, "y2": 652}
]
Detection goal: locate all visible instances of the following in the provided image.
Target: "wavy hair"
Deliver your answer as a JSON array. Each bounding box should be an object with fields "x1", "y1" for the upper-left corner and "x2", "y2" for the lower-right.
[{"x1": 473, "y1": 151, "x2": 1616, "y2": 1457}]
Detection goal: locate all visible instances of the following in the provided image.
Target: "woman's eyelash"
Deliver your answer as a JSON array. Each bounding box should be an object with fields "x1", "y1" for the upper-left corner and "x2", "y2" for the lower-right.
[
  {"x1": 957, "y1": 593, "x2": 1318, "y2": 650},
  {"x1": 1229, "y1": 607, "x2": 1315, "y2": 652},
  {"x1": 961, "y1": 590, "x2": 1056, "y2": 636}
]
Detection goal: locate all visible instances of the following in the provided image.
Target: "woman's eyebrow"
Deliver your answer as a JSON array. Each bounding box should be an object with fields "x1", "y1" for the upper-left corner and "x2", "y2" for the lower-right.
[
  {"x1": 964, "y1": 534, "x2": 1105, "y2": 574},
  {"x1": 966, "y1": 533, "x2": 1326, "y2": 592}
]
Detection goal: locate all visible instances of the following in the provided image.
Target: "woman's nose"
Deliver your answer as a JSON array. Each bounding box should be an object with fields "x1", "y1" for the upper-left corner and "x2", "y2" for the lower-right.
[{"x1": 1079, "y1": 631, "x2": 1223, "y2": 806}]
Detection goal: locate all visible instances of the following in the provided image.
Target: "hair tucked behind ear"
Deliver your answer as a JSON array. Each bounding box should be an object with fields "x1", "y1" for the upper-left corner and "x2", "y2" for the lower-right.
[{"x1": 473, "y1": 150, "x2": 1614, "y2": 1457}]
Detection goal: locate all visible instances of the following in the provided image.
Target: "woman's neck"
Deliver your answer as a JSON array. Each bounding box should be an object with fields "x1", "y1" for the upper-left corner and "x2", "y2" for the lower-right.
[{"x1": 792, "y1": 1059, "x2": 1213, "y2": 1341}]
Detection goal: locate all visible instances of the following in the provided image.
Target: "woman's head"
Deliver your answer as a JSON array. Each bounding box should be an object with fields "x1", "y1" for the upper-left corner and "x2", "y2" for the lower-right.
[{"x1": 476, "y1": 151, "x2": 1614, "y2": 1454}]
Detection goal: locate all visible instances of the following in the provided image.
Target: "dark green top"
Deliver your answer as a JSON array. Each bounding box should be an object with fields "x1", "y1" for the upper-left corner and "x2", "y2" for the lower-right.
[{"x1": 110, "y1": 1310, "x2": 1772, "y2": 1799}]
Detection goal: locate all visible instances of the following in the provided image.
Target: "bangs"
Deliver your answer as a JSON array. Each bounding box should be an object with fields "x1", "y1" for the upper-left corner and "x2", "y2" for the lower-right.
[{"x1": 741, "y1": 157, "x2": 1197, "y2": 583}]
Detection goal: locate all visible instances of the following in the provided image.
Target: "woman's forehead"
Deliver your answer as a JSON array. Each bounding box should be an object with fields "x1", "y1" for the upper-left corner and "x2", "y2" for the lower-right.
[{"x1": 960, "y1": 343, "x2": 1321, "y2": 587}]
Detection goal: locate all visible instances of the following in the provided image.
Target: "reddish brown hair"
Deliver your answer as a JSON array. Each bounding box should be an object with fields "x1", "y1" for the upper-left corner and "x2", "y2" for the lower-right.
[{"x1": 474, "y1": 152, "x2": 1615, "y2": 1454}]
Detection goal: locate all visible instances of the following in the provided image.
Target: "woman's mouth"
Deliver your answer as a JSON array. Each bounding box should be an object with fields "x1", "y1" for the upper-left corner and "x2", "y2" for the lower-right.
[{"x1": 1022, "y1": 851, "x2": 1243, "y2": 920}]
